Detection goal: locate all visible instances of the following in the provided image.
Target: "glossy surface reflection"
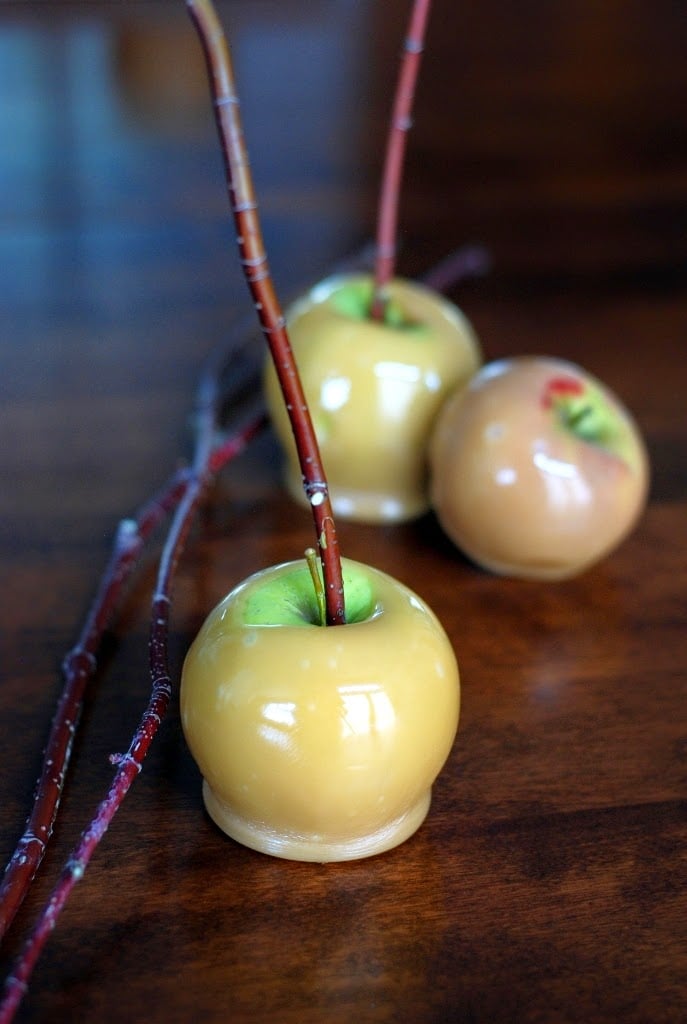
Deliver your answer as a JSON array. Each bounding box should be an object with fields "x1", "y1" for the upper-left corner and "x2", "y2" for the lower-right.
[
  {"x1": 430, "y1": 357, "x2": 649, "y2": 580},
  {"x1": 264, "y1": 273, "x2": 481, "y2": 523},
  {"x1": 180, "y1": 559, "x2": 460, "y2": 861}
]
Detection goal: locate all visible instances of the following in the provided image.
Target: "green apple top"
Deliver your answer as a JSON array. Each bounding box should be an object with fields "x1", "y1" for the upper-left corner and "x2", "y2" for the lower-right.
[
  {"x1": 429, "y1": 356, "x2": 650, "y2": 580},
  {"x1": 264, "y1": 272, "x2": 482, "y2": 523},
  {"x1": 180, "y1": 557, "x2": 460, "y2": 862}
]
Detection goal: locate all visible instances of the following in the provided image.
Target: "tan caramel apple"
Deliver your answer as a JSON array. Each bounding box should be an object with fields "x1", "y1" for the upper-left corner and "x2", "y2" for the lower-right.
[
  {"x1": 429, "y1": 356, "x2": 650, "y2": 580},
  {"x1": 180, "y1": 557, "x2": 459, "y2": 862},
  {"x1": 264, "y1": 273, "x2": 482, "y2": 523}
]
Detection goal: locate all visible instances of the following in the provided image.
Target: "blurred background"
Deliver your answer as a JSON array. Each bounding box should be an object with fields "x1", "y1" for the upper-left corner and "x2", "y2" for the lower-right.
[
  {"x1": 3, "y1": 1, "x2": 687, "y2": 301},
  {"x1": 1, "y1": 0, "x2": 686, "y2": 555}
]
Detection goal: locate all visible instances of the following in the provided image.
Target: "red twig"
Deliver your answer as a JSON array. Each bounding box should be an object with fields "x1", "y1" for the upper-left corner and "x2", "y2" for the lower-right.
[
  {"x1": 419, "y1": 244, "x2": 491, "y2": 294},
  {"x1": 186, "y1": 0, "x2": 345, "y2": 626},
  {"x1": 0, "y1": 470, "x2": 187, "y2": 945},
  {"x1": 0, "y1": 326, "x2": 264, "y2": 948},
  {"x1": 370, "y1": 0, "x2": 433, "y2": 320},
  {"x1": 0, "y1": 373, "x2": 261, "y2": 1023}
]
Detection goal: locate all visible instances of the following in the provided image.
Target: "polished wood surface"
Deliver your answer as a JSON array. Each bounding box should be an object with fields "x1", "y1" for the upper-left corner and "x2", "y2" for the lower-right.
[{"x1": 1, "y1": 2, "x2": 686, "y2": 1021}]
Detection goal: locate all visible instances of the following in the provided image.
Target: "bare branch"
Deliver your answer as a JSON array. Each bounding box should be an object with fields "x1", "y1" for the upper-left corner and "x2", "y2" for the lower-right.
[{"x1": 371, "y1": 0, "x2": 433, "y2": 319}]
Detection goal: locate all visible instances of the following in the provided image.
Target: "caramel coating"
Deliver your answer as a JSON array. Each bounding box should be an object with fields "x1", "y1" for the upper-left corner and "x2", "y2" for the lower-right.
[
  {"x1": 429, "y1": 357, "x2": 650, "y2": 580},
  {"x1": 264, "y1": 273, "x2": 481, "y2": 523},
  {"x1": 180, "y1": 559, "x2": 460, "y2": 861}
]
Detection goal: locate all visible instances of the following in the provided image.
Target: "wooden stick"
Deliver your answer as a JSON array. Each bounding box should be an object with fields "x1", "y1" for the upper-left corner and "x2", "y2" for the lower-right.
[
  {"x1": 187, "y1": 0, "x2": 346, "y2": 625},
  {"x1": 371, "y1": 0, "x2": 433, "y2": 320}
]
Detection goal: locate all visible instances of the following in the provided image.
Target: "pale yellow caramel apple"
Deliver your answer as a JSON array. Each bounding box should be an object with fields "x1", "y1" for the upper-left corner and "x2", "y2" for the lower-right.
[
  {"x1": 429, "y1": 356, "x2": 650, "y2": 580},
  {"x1": 180, "y1": 557, "x2": 459, "y2": 862},
  {"x1": 264, "y1": 273, "x2": 482, "y2": 523}
]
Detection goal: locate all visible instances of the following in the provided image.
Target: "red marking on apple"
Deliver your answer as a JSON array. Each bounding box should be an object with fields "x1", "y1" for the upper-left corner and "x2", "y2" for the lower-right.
[
  {"x1": 429, "y1": 356, "x2": 650, "y2": 580},
  {"x1": 541, "y1": 374, "x2": 586, "y2": 408}
]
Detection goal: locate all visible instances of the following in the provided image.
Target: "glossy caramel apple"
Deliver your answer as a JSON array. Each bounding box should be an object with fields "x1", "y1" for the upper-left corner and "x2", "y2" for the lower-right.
[
  {"x1": 180, "y1": 558, "x2": 460, "y2": 862},
  {"x1": 429, "y1": 356, "x2": 650, "y2": 580},
  {"x1": 264, "y1": 273, "x2": 481, "y2": 523}
]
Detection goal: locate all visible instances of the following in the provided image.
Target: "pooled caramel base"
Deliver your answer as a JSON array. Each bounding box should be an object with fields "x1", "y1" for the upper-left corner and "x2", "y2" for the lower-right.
[
  {"x1": 202, "y1": 780, "x2": 432, "y2": 863},
  {"x1": 466, "y1": 551, "x2": 592, "y2": 582}
]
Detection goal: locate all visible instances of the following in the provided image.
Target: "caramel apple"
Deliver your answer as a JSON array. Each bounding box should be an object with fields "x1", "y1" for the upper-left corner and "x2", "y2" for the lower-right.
[
  {"x1": 429, "y1": 356, "x2": 649, "y2": 580},
  {"x1": 179, "y1": 0, "x2": 461, "y2": 864},
  {"x1": 180, "y1": 557, "x2": 460, "y2": 861},
  {"x1": 264, "y1": 272, "x2": 481, "y2": 523}
]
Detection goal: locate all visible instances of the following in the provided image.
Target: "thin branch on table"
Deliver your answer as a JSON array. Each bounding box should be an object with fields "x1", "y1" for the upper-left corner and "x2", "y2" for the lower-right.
[
  {"x1": 0, "y1": 372, "x2": 261, "y2": 1024},
  {"x1": 0, "y1": 468, "x2": 188, "y2": 945},
  {"x1": 0, "y1": 332, "x2": 264, "y2": 949}
]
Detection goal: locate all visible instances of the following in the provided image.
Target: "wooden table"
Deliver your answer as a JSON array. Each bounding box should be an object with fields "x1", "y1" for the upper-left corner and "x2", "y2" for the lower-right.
[{"x1": 1, "y1": 2, "x2": 686, "y2": 1021}]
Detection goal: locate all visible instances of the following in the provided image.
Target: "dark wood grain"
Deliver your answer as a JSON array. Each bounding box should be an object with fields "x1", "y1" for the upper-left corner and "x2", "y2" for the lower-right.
[{"x1": 1, "y1": 2, "x2": 686, "y2": 1022}]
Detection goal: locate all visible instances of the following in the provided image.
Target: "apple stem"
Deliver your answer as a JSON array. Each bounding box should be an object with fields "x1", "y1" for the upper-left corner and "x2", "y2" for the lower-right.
[
  {"x1": 305, "y1": 548, "x2": 327, "y2": 627},
  {"x1": 370, "y1": 0, "x2": 433, "y2": 322},
  {"x1": 187, "y1": 0, "x2": 346, "y2": 627}
]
